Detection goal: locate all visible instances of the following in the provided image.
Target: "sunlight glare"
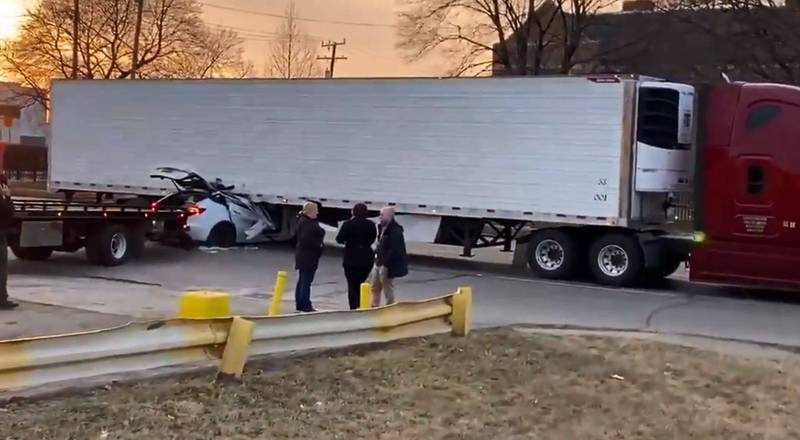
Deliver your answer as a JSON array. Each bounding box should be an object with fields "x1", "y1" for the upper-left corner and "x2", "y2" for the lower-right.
[{"x1": 0, "y1": 0, "x2": 25, "y2": 40}]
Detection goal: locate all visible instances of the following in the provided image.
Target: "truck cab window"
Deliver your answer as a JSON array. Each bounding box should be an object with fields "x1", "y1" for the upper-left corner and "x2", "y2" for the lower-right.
[
  {"x1": 745, "y1": 104, "x2": 781, "y2": 131},
  {"x1": 747, "y1": 165, "x2": 765, "y2": 195},
  {"x1": 637, "y1": 87, "x2": 683, "y2": 149}
]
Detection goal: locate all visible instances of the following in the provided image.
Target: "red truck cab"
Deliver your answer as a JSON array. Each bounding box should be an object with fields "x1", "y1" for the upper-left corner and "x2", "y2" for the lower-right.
[{"x1": 691, "y1": 82, "x2": 800, "y2": 290}]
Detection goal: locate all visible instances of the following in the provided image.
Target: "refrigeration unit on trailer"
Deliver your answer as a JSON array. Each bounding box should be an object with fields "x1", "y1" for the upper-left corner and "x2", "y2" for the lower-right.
[{"x1": 48, "y1": 76, "x2": 695, "y2": 284}]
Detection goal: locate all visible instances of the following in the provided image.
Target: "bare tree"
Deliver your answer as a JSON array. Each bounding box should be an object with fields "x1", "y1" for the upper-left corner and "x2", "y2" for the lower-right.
[
  {"x1": 150, "y1": 28, "x2": 252, "y2": 79},
  {"x1": 657, "y1": 0, "x2": 800, "y2": 83},
  {"x1": 0, "y1": 0, "x2": 249, "y2": 107},
  {"x1": 397, "y1": 0, "x2": 612, "y2": 76},
  {"x1": 266, "y1": 0, "x2": 320, "y2": 79}
]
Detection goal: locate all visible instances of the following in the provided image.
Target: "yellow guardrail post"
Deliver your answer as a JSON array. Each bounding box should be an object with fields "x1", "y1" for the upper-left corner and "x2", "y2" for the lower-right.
[
  {"x1": 178, "y1": 290, "x2": 231, "y2": 319},
  {"x1": 451, "y1": 286, "x2": 473, "y2": 337},
  {"x1": 218, "y1": 316, "x2": 255, "y2": 381},
  {"x1": 360, "y1": 282, "x2": 372, "y2": 309},
  {"x1": 268, "y1": 271, "x2": 288, "y2": 316}
]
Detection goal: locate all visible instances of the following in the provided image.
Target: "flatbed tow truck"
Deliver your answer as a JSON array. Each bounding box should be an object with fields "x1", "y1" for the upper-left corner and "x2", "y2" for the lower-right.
[{"x1": 8, "y1": 195, "x2": 190, "y2": 266}]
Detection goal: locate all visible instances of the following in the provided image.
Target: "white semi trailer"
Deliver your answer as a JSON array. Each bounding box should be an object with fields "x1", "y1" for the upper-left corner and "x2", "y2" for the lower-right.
[{"x1": 49, "y1": 76, "x2": 695, "y2": 285}]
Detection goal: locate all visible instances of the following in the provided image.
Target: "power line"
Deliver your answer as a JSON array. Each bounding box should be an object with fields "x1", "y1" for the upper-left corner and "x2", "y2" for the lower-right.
[
  {"x1": 349, "y1": 45, "x2": 397, "y2": 64},
  {"x1": 208, "y1": 24, "x2": 281, "y2": 39},
  {"x1": 198, "y1": 2, "x2": 397, "y2": 28},
  {"x1": 207, "y1": 23, "x2": 325, "y2": 41}
]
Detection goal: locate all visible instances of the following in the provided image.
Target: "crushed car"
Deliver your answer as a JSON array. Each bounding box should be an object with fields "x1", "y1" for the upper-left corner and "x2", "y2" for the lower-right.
[{"x1": 150, "y1": 167, "x2": 290, "y2": 247}]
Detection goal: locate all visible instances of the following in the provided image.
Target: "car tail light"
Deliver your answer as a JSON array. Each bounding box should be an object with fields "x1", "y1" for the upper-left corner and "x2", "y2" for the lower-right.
[{"x1": 186, "y1": 204, "x2": 206, "y2": 217}]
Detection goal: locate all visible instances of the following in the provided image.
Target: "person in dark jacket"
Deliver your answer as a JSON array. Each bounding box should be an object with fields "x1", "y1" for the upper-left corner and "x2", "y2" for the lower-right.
[
  {"x1": 0, "y1": 174, "x2": 17, "y2": 310},
  {"x1": 336, "y1": 203, "x2": 377, "y2": 309},
  {"x1": 294, "y1": 202, "x2": 324, "y2": 313},
  {"x1": 370, "y1": 207, "x2": 408, "y2": 307}
]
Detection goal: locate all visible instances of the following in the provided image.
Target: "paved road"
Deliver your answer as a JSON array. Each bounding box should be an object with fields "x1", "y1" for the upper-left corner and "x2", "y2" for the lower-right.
[{"x1": 5, "y1": 242, "x2": 800, "y2": 346}]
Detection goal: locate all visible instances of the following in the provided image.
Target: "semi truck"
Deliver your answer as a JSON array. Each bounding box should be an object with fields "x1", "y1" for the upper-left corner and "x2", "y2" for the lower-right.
[{"x1": 45, "y1": 76, "x2": 800, "y2": 290}]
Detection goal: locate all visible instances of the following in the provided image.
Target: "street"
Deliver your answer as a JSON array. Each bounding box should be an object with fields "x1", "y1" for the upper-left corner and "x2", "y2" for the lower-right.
[{"x1": 4, "y1": 240, "x2": 800, "y2": 347}]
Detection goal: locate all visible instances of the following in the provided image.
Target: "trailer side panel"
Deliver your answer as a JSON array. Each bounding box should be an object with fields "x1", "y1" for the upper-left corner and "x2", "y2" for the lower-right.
[{"x1": 50, "y1": 77, "x2": 627, "y2": 222}]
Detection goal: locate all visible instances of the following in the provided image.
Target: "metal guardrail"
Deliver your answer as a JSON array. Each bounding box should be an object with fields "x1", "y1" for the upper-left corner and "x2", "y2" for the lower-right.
[{"x1": 0, "y1": 292, "x2": 467, "y2": 393}]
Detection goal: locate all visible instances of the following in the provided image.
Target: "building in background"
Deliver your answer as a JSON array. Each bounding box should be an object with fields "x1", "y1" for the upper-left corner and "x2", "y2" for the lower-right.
[
  {"x1": 493, "y1": 0, "x2": 800, "y2": 84},
  {"x1": 0, "y1": 82, "x2": 48, "y2": 147}
]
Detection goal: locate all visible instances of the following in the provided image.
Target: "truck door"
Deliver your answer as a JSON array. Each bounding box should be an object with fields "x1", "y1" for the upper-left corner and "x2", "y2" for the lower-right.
[
  {"x1": 729, "y1": 101, "x2": 798, "y2": 245},
  {"x1": 712, "y1": 92, "x2": 800, "y2": 286}
]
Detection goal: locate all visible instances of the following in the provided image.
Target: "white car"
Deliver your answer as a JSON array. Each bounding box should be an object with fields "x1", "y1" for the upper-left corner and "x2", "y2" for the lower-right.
[{"x1": 151, "y1": 168, "x2": 294, "y2": 247}]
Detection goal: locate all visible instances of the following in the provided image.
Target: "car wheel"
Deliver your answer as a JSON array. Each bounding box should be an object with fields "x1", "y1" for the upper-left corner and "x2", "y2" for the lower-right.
[{"x1": 207, "y1": 222, "x2": 237, "y2": 248}]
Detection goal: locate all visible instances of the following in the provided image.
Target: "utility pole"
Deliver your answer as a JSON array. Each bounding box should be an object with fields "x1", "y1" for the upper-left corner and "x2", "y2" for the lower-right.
[
  {"x1": 131, "y1": 0, "x2": 144, "y2": 79},
  {"x1": 71, "y1": 0, "x2": 79, "y2": 79},
  {"x1": 317, "y1": 39, "x2": 347, "y2": 79}
]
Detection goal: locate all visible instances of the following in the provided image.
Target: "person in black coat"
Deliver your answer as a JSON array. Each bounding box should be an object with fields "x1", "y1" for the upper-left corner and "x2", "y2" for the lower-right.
[
  {"x1": 294, "y1": 202, "x2": 324, "y2": 312},
  {"x1": 370, "y1": 207, "x2": 408, "y2": 307},
  {"x1": 0, "y1": 174, "x2": 17, "y2": 310},
  {"x1": 336, "y1": 203, "x2": 377, "y2": 310}
]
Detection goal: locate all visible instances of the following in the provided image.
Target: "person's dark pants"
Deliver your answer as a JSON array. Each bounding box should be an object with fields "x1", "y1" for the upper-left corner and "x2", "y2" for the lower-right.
[
  {"x1": 0, "y1": 233, "x2": 8, "y2": 304},
  {"x1": 294, "y1": 268, "x2": 316, "y2": 312},
  {"x1": 344, "y1": 265, "x2": 373, "y2": 310}
]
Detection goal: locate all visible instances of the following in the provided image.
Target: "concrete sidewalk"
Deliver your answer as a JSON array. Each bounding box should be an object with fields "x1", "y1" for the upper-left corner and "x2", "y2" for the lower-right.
[{"x1": 0, "y1": 301, "x2": 128, "y2": 340}]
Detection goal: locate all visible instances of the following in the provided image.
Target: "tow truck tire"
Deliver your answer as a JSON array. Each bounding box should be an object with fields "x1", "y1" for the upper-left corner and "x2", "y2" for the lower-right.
[
  {"x1": 527, "y1": 229, "x2": 580, "y2": 279},
  {"x1": 86, "y1": 224, "x2": 132, "y2": 267},
  {"x1": 10, "y1": 244, "x2": 54, "y2": 261},
  {"x1": 127, "y1": 223, "x2": 147, "y2": 258},
  {"x1": 589, "y1": 233, "x2": 644, "y2": 287}
]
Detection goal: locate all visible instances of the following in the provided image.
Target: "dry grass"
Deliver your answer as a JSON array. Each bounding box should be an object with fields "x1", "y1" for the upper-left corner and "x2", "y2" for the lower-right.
[{"x1": 1, "y1": 330, "x2": 798, "y2": 440}]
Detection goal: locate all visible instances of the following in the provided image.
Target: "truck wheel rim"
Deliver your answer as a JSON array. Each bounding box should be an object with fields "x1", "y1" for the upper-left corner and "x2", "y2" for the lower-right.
[
  {"x1": 535, "y1": 239, "x2": 564, "y2": 271},
  {"x1": 598, "y1": 245, "x2": 628, "y2": 277},
  {"x1": 110, "y1": 233, "x2": 127, "y2": 260}
]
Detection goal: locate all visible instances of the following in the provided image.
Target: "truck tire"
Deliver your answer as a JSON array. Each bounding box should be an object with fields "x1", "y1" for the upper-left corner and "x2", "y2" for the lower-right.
[
  {"x1": 589, "y1": 233, "x2": 644, "y2": 287},
  {"x1": 207, "y1": 222, "x2": 237, "y2": 248},
  {"x1": 658, "y1": 257, "x2": 683, "y2": 278},
  {"x1": 86, "y1": 224, "x2": 132, "y2": 266},
  {"x1": 9, "y1": 244, "x2": 54, "y2": 261},
  {"x1": 527, "y1": 229, "x2": 580, "y2": 279},
  {"x1": 644, "y1": 256, "x2": 683, "y2": 283},
  {"x1": 127, "y1": 223, "x2": 147, "y2": 258}
]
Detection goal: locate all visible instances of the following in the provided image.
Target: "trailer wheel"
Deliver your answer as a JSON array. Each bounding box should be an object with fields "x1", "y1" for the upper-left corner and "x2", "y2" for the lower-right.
[
  {"x1": 527, "y1": 229, "x2": 579, "y2": 279},
  {"x1": 86, "y1": 224, "x2": 131, "y2": 266},
  {"x1": 589, "y1": 233, "x2": 644, "y2": 287},
  {"x1": 207, "y1": 222, "x2": 237, "y2": 248},
  {"x1": 9, "y1": 244, "x2": 54, "y2": 261}
]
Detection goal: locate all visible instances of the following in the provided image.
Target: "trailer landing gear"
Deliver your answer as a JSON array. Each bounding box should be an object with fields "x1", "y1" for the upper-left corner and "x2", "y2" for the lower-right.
[{"x1": 434, "y1": 217, "x2": 525, "y2": 258}]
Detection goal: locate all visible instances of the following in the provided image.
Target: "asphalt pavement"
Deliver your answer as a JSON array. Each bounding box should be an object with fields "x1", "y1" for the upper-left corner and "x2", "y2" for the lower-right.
[{"x1": 4, "y1": 241, "x2": 800, "y2": 347}]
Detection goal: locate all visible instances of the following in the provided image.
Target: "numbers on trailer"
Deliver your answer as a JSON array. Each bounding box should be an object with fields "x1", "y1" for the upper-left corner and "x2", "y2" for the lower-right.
[
  {"x1": 597, "y1": 178, "x2": 608, "y2": 186},
  {"x1": 594, "y1": 194, "x2": 608, "y2": 202}
]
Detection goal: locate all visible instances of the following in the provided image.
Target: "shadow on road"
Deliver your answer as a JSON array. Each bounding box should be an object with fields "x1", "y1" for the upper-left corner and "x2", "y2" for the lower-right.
[{"x1": 9, "y1": 242, "x2": 800, "y2": 306}]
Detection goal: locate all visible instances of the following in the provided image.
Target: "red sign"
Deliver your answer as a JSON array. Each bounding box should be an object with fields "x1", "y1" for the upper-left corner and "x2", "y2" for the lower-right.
[{"x1": 0, "y1": 105, "x2": 20, "y2": 118}]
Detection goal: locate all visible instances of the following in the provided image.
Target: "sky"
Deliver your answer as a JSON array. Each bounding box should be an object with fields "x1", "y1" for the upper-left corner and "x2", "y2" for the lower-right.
[{"x1": 1, "y1": 0, "x2": 444, "y2": 79}]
